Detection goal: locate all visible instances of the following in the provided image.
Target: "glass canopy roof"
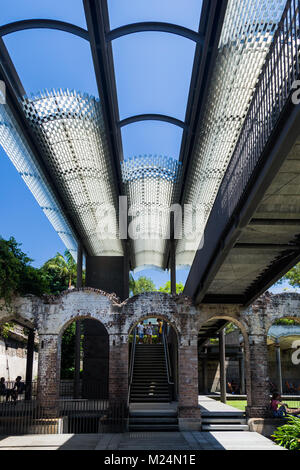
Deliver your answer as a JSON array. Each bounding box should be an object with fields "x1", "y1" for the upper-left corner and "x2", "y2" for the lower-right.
[{"x1": 0, "y1": 0, "x2": 289, "y2": 272}]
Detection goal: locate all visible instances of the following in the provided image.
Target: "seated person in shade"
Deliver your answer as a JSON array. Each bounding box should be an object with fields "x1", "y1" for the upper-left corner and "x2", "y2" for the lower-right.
[
  {"x1": 271, "y1": 393, "x2": 300, "y2": 417},
  {"x1": 11, "y1": 376, "x2": 25, "y2": 403},
  {"x1": 0, "y1": 377, "x2": 7, "y2": 397}
]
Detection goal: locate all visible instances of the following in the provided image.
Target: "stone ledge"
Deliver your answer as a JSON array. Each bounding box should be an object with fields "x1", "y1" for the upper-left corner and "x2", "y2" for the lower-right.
[{"x1": 248, "y1": 417, "x2": 286, "y2": 438}]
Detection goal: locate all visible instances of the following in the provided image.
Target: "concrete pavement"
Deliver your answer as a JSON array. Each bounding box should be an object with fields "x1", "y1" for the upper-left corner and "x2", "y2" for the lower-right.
[{"x1": 0, "y1": 431, "x2": 283, "y2": 450}]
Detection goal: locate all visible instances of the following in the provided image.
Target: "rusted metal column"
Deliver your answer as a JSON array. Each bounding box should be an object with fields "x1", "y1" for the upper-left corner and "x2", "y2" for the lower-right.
[
  {"x1": 25, "y1": 329, "x2": 35, "y2": 400},
  {"x1": 74, "y1": 243, "x2": 83, "y2": 398},
  {"x1": 219, "y1": 329, "x2": 226, "y2": 404}
]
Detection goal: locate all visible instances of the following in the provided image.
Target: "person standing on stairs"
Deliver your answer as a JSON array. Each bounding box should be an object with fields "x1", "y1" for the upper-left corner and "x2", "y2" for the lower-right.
[
  {"x1": 157, "y1": 319, "x2": 163, "y2": 344},
  {"x1": 137, "y1": 321, "x2": 145, "y2": 344},
  {"x1": 146, "y1": 322, "x2": 153, "y2": 344}
]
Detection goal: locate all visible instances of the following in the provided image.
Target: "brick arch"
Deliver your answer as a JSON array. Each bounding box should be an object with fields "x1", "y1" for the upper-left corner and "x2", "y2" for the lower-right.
[
  {"x1": 197, "y1": 315, "x2": 253, "y2": 407},
  {"x1": 37, "y1": 289, "x2": 118, "y2": 336},
  {"x1": 122, "y1": 292, "x2": 182, "y2": 336}
]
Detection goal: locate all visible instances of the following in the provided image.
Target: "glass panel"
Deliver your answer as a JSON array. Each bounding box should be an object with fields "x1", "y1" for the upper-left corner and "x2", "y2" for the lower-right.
[
  {"x1": 0, "y1": 0, "x2": 87, "y2": 28},
  {"x1": 113, "y1": 32, "x2": 195, "y2": 121},
  {"x1": 4, "y1": 30, "x2": 98, "y2": 97},
  {"x1": 108, "y1": 0, "x2": 203, "y2": 32}
]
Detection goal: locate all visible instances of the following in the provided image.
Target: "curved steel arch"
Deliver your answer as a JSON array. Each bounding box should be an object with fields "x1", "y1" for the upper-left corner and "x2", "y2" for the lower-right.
[
  {"x1": 107, "y1": 22, "x2": 204, "y2": 44},
  {"x1": 0, "y1": 19, "x2": 89, "y2": 41},
  {"x1": 118, "y1": 114, "x2": 188, "y2": 130}
]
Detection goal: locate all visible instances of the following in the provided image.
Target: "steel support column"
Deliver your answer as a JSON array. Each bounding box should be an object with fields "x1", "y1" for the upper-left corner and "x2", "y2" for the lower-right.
[
  {"x1": 25, "y1": 329, "x2": 35, "y2": 401},
  {"x1": 219, "y1": 329, "x2": 226, "y2": 404},
  {"x1": 239, "y1": 347, "x2": 245, "y2": 395},
  {"x1": 170, "y1": 213, "x2": 176, "y2": 295},
  {"x1": 275, "y1": 339, "x2": 283, "y2": 396},
  {"x1": 74, "y1": 244, "x2": 83, "y2": 399}
]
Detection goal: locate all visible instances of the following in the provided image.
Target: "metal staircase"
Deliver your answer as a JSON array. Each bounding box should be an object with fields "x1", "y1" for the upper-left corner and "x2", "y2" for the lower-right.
[{"x1": 128, "y1": 327, "x2": 178, "y2": 431}]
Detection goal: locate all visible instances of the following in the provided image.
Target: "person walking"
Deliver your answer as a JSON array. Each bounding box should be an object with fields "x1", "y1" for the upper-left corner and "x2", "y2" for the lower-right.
[
  {"x1": 137, "y1": 321, "x2": 145, "y2": 344},
  {"x1": 146, "y1": 322, "x2": 153, "y2": 344},
  {"x1": 157, "y1": 319, "x2": 163, "y2": 344}
]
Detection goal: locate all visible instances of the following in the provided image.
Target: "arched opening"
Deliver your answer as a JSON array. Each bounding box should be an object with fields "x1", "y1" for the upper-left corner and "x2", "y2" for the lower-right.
[
  {"x1": 128, "y1": 315, "x2": 178, "y2": 403},
  {"x1": 267, "y1": 316, "x2": 300, "y2": 410},
  {"x1": 59, "y1": 317, "x2": 109, "y2": 399},
  {"x1": 198, "y1": 317, "x2": 250, "y2": 414},
  {"x1": 0, "y1": 319, "x2": 38, "y2": 403}
]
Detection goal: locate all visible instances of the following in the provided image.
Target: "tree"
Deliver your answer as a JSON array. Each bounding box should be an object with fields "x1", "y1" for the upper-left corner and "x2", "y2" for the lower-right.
[
  {"x1": 278, "y1": 263, "x2": 300, "y2": 288},
  {"x1": 129, "y1": 275, "x2": 156, "y2": 296},
  {"x1": 0, "y1": 236, "x2": 49, "y2": 304},
  {"x1": 41, "y1": 250, "x2": 77, "y2": 295},
  {"x1": 159, "y1": 281, "x2": 184, "y2": 294}
]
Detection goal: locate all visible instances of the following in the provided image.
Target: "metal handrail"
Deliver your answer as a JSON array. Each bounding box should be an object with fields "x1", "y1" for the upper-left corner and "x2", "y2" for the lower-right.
[
  {"x1": 162, "y1": 326, "x2": 174, "y2": 388},
  {"x1": 127, "y1": 327, "x2": 137, "y2": 406}
]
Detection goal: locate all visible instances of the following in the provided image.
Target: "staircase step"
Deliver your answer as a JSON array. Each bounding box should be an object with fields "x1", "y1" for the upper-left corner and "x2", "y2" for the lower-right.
[
  {"x1": 202, "y1": 418, "x2": 247, "y2": 424},
  {"x1": 202, "y1": 424, "x2": 249, "y2": 431},
  {"x1": 129, "y1": 424, "x2": 178, "y2": 431},
  {"x1": 130, "y1": 417, "x2": 178, "y2": 424}
]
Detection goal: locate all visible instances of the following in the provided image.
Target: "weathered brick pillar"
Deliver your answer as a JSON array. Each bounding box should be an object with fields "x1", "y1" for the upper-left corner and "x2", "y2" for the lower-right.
[
  {"x1": 178, "y1": 335, "x2": 201, "y2": 431},
  {"x1": 37, "y1": 334, "x2": 60, "y2": 417},
  {"x1": 246, "y1": 333, "x2": 270, "y2": 418},
  {"x1": 109, "y1": 334, "x2": 128, "y2": 402}
]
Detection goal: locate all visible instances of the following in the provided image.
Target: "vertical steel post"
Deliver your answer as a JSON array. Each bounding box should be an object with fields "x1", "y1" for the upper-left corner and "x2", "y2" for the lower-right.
[
  {"x1": 239, "y1": 346, "x2": 246, "y2": 395},
  {"x1": 25, "y1": 329, "x2": 35, "y2": 400},
  {"x1": 219, "y1": 329, "x2": 226, "y2": 404},
  {"x1": 275, "y1": 339, "x2": 283, "y2": 396},
  {"x1": 74, "y1": 243, "x2": 83, "y2": 398},
  {"x1": 170, "y1": 212, "x2": 176, "y2": 295}
]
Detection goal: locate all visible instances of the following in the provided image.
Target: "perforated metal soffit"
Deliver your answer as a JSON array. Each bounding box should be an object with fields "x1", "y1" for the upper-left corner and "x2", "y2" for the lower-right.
[
  {"x1": 176, "y1": 0, "x2": 287, "y2": 267},
  {"x1": 22, "y1": 90, "x2": 123, "y2": 257}
]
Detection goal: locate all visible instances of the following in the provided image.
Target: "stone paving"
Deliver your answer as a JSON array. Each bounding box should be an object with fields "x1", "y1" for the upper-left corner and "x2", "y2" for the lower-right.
[
  {"x1": 0, "y1": 432, "x2": 283, "y2": 450},
  {"x1": 198, "y1": 395, "x2": 244, "y2": 415}
]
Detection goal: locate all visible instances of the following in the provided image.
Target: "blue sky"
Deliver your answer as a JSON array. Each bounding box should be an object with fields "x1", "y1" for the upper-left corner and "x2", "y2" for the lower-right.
[{"x1": 0, "y1": 0, "x2": 298, "y2": 292}]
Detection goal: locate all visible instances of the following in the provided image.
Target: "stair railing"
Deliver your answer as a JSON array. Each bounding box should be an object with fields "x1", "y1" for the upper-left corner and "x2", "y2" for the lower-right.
[
  {"x1": 128, "y1": 327, "x2": 137, "y2": 406},
  {"x1": 162, "y1": 325, "x2": 174, "y2": 400}
]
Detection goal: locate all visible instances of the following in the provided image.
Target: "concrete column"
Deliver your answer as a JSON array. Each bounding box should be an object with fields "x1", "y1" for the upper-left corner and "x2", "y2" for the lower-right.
[
  {"x1": 239, "y1": 347, "x2": 246, "y2": 395},
  {"x1": 275, "y1": 339, "x2": 283, "y2": 396},
  {"x1": 178, "y1": 335, "x2": 201, "y2": 431},
  {"x1": 37, "y1": 334, "x2": 60, "y2": 417},
  {"x1": 25, "y1": 329, "x2": 35, "y2": 400},
  {"x1": 74, "y1": 244, "x2": 83, "y2": 398},
  {"x1": 219, "y1": 329, "x2": 226, "y2": 404},
  {"x1": 109, "y1": 334, "x2": 128, "y2": 403},
  {"x1": 246, "y1": 334, "x2": 270, "y2": 418}
]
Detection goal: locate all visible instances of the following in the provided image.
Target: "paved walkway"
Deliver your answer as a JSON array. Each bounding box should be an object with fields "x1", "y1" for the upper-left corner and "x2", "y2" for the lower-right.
[
  {"x1": 198, "y1": 395, "x2": 244, "y2": 415},
  {"x1": 0, "y1": 432, "x2": 283, "y2": 450}
]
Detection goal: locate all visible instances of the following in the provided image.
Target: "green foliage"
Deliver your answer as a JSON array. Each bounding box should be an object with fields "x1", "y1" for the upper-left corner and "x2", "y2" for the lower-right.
[
  {"x1": 274, "y1": 318, "x2": 300, "y2": 326},
  {"x1": 60, "y1": 322, "x2": 82, "y2": 378},
  {"x1": 158, "y1": 281, "x2": 184, "y2": 294},
  {"x1": 272, "y1": 415, "x2": 300, "y2": 450},
  {"x1": 0, "y1": 236, "x2": 49, "y2": 304},
  {"x1": 278, "y1": 263, "x2": 300, "y2": 288},
  {"x1": 129, "y1": 275, "x2": 156, "y2": 296},
  {"x1": 0, "y1": 321, "x2": 15, "y2": 338},
  {"x1": 41, "y1": 250, "x2": 78, "y2": 295}
]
